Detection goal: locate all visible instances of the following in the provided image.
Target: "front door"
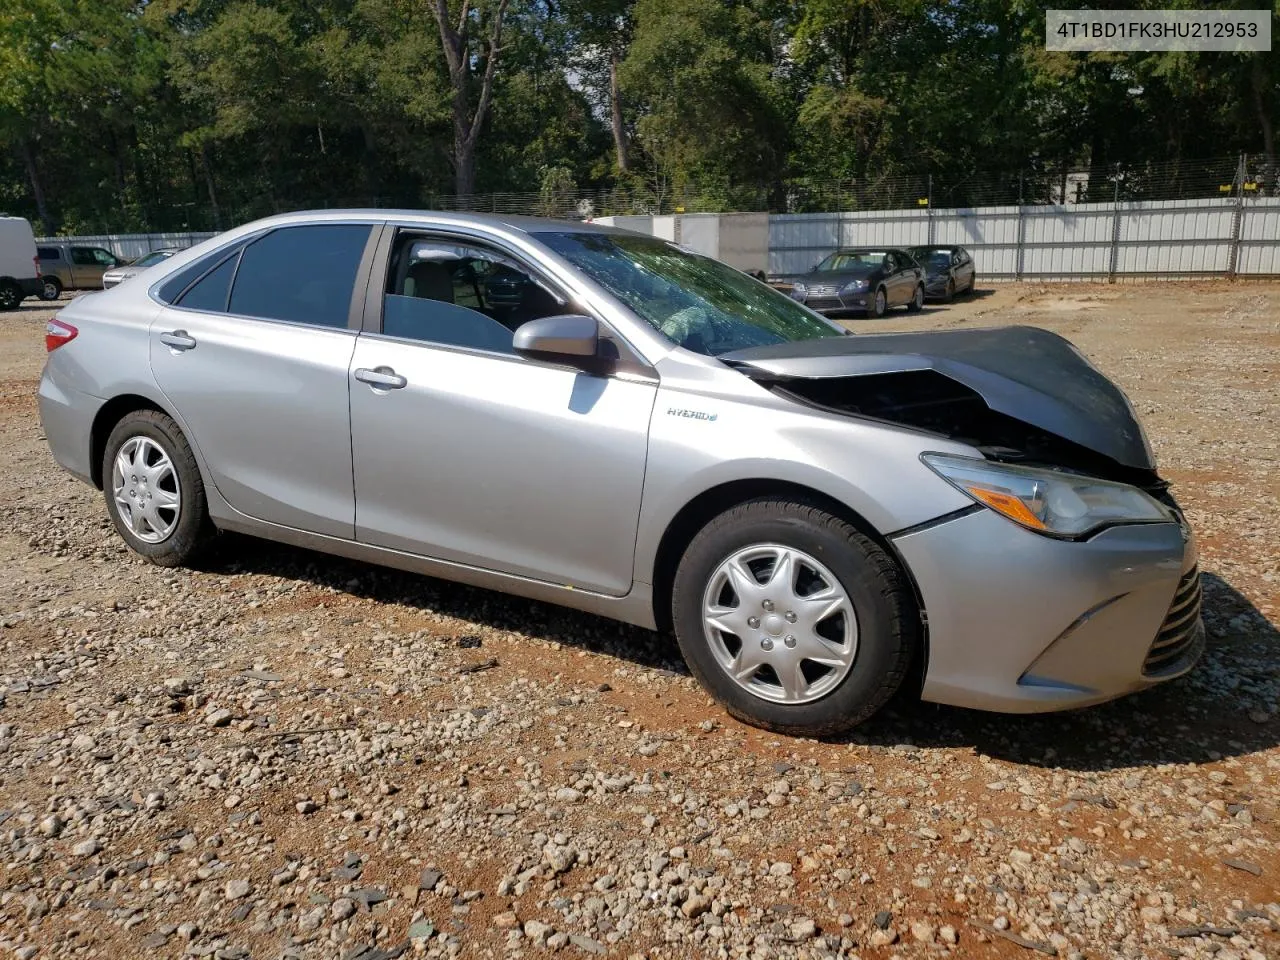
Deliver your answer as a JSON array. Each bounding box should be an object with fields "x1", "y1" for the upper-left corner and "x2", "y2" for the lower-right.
[
  {"x1": 348, "y1": 229, "x2": 656, "y2": 595},
  {"x1": 149, "y1": 222, "x2": 376, "y2": 538}
]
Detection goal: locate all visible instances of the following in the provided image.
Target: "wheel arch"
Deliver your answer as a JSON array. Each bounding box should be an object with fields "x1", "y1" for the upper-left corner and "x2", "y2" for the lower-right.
[
  {"x1": 647, "y1": 478, "x2": 928, "y2": 695},
  {"x1": 89, "y1": 394, "x2": 173, "y2": 489}
]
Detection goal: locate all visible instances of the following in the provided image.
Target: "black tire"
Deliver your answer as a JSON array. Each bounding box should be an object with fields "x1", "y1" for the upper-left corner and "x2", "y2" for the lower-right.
[
  {"x1": 906, "y1": 284, "x2": 925, "y2": 312},
  {"x1": 671, "y1": 499, "x2": 917, "y2": 737},
  {"x1": 39, "y1": 276, "x2": 62, "y2": 301},
  {"x1": 0, "y1": 280, "x2": 20, "y2": 311},
  {"x1": 102, "y1": 409, "x2": 213, "y2": 566},
  {"x1": 943, "y1": 278, "x2": 955, "y2": 303},
  {"x1": 869, "y1": 286, "x2": 887, "y2": 318},
  {"x1": 967, "y1": 274, "x2": 979, "y2": 295}
]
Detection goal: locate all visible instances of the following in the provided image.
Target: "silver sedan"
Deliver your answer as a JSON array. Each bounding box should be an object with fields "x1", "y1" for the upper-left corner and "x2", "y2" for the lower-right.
[{"x1": 37, "y1": 211, "x2": 1203, "y2": 736}]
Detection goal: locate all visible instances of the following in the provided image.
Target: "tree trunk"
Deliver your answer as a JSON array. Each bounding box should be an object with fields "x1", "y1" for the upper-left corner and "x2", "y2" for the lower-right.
[
  {"x1": 454, "y1": 135, "x2": 476, "y2": 199},
  {"x1": 19, "y1": 139, "x2": 55, "y2": 233},
  {"x1": 609, "y1": 52, "x2": 629, "y2": 172},
  {"x1": 199, "y1": 144, "x2": 223, "y2": 231},
  {"x1": 432, "y1": 0, "x2": 510, "y2": 199}
]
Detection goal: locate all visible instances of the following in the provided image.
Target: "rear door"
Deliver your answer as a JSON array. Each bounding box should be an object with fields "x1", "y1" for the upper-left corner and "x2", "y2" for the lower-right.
[
  {"x1": 149, "y1": 221, "x2": 380, "y2": 538},
  {"x1": 347, "y1": 226, "x2": 657, "y2": 595}
]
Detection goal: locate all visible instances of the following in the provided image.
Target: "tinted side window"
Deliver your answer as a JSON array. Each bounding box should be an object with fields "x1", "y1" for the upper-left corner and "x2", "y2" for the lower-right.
[
  {"x1": 229, "y1": 224, "x2": 371, "y2": 328},
  {"x1": 176, "y1": 254, "x2": 238, "y2": 312},
  {"x1": 37, "y1": 246, "x2": 60, "y2": 260},
  {"x1": 70, "y1": 247, "x2": 97, "y2": 265}
]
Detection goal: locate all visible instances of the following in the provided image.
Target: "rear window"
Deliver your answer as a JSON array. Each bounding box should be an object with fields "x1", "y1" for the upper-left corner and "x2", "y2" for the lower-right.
[
  {"x1": 228, "y1": 224, "x2": 371, "y2": 328},
  {"x1": 37, "y1": 247, "x2": 60, "y2": 260}
]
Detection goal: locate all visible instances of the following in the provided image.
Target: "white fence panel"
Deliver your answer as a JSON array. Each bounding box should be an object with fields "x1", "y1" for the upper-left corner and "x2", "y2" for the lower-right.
[
  {"x1": 1238, "y1": 199, "x2": 1280, "y2": 275},
  {"x1": 769, "y1": 196, "x2": 1279, "y2": 280}
]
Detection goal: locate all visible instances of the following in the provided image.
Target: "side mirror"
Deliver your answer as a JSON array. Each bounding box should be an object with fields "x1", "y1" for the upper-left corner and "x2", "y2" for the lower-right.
[{"x1": 513, "y1": 314, "x2": 599, "y2": 360}]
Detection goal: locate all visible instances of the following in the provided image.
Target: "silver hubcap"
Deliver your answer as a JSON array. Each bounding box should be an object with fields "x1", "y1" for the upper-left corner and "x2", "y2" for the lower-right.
[
  {"x1": 875, "y1": 290, "x2": 885, "y2": 313},
  {"x1": 111, "y1": 436, "x2": 181, "y2": 543},
  {"x1": 702, "y1": 544, "x2": 858, "y2": 704},
  {"x1": 44, "y1": 281, "x2": 57, "y2": 298},
  {"x1": 914, "y1": 287, "x2": 923, "y2": 307}
]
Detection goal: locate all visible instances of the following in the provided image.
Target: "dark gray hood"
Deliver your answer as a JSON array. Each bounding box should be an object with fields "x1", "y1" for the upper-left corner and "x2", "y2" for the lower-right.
[
  {"x1": 804, "y1": 267, "x2": 877, "y2": 285},
  {"x1": 721, "y1": 325, "x2": 1155, "y2": 472}
]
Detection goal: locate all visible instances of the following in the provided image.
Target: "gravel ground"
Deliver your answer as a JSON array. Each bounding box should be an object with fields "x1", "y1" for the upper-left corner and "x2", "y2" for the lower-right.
[{"x1": 1, "y1": 282, "x2": 1277, "y2": 960}]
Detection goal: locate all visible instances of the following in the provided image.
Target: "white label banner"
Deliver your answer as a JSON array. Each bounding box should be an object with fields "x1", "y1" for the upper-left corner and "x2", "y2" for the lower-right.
[{"x1": 1046, "y1": 10, "x2": 1271, "y2": 51}]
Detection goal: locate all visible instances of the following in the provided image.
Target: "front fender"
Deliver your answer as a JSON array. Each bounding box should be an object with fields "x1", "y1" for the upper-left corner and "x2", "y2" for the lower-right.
[{"x1": 633, "y1": 380, "x2": 975, "y2": 586}]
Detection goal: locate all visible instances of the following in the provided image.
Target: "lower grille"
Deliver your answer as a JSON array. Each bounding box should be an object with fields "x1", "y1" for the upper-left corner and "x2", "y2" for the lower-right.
[
  {"x1": 1143, "y1": 565, "x2": 1202, "y2": 676},
  {"x1": 806, "y1": 298, "x2": 844, "y2": 311}
]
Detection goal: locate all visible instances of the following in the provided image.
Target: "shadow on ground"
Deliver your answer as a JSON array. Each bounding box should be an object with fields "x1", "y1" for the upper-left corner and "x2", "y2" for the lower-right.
[{"x1": 197, "y1": 537, "x2": 1278, "y2": 772}]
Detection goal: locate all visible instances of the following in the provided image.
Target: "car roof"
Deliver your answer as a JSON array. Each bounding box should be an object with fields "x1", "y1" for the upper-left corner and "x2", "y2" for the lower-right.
[{"x1": 239, "y1": 209, "x2": 638, "y2": 238}]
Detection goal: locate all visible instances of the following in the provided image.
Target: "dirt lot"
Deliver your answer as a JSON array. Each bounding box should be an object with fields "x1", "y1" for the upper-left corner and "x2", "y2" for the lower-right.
[{"x1": 1, "y1": 283, "x2": 1277, "y2": 960}]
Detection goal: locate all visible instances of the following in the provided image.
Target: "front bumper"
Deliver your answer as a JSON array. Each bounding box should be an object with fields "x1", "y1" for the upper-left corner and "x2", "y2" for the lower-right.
[
  {"x1": 793, "y1": 290, "x2": 870, "y2": 314},
  {"x1": 922, "y1": 276, "x2": 950, "y2": 299},
  {"x1": 893, "y1": 507, "x2": 1202, "y2": 713}
]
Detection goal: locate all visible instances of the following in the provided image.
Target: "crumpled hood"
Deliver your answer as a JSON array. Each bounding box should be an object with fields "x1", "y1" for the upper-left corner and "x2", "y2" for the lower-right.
[{"x1": 720, "y1": 325, "x2": 1154, "y2": 471}]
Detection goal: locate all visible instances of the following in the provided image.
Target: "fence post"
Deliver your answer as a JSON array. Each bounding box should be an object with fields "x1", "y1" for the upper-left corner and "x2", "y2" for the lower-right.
[
  {"x1": 1108, "y1": 163, "x2": 1122, "y2": 283},
  {"x1": 926, "y1": 174, "x2": 935, "y2": 244},
  {"x1": 1015, "y1": 173, "x2": 1026, "y2": 281},
  {"x1": 1227, "y1": 153, "x2": 1246, "y2": 279}
]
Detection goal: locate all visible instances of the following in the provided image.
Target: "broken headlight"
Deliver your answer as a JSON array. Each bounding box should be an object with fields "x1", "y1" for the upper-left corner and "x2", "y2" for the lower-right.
[{"x1": 922, "y1": 453, "x2": 1173, "y2": 538}]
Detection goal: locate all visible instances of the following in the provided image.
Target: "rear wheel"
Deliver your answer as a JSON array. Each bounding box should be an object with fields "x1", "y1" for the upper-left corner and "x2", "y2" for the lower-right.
[
  {"x1": 102, "y1": 410, "x2": 213, "y2": 566},
  {"x1": 671, "y1": 499, "x2": 917, "y2": 736},
  {"x1": 906, "y1": 284, "x2": 925, "y2": 312},
  {"x1": 0, "y1": 280, "x2": 20, "y2": 311},
  {"x1": 39, "y1": 276, "x2": 62, "y2": 301}
]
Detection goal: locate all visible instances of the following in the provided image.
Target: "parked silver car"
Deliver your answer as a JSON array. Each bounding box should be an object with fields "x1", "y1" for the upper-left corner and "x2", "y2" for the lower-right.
[
  {"x1": 37, "y1": 211, "x2": 1203, "y2": 736},
  {"x1": 101, "y1": 248, "x2": 179, "y2": 289}
]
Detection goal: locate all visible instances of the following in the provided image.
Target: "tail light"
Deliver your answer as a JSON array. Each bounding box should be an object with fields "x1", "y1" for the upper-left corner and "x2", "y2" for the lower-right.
[
  {"x1": 33, "y1": 254, "x2": 41, "y2": 277},
  {"x1": 46, "y1": 318, "x2": 78, "y2": 352}
]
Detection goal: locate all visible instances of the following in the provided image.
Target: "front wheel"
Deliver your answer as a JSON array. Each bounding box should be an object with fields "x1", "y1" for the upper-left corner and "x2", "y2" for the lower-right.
[
  {"x1": 906, "y1": 284, "x2": 925, "y2": 312},
  {"x1": 102, "y1": 410, "x2": 213, "y2": 566},
  {"x1": 671, "y1": 499, "x2": 917, "y2": 737},
  {"x1": 39, "y1": 276, "x2": 62, "y2": 301},
  {"x1": 967, "y1": 274, "x2": 979, "y2": 295},
  {"x1": 869, "y1": 286, "x2": 887, "y2": 318}
]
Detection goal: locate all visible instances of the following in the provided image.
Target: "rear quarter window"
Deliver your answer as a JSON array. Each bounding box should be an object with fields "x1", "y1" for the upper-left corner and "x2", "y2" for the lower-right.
[{"x1": 37, "y1": 247, "x2": 60, "y2": 260}]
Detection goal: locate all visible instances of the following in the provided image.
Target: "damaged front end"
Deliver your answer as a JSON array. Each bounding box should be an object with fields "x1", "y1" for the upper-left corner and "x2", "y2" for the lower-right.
[{"x1": 721, "y1": 325, "x2": 1167, "y2": 493}]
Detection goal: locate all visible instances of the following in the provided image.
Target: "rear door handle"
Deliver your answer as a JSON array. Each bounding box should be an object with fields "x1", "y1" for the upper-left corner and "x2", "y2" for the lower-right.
[
  {"x1": 159, "y1": 330, "x2": 197, "y2": 351},
  {"x1": 354, "y1": 366, "x2": 407, "y2": 390}
]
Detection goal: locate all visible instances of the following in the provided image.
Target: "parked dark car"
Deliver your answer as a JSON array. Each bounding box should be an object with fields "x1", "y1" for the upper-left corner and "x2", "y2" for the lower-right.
[
  {"x1": 789, "y1": 248, "x2": 924, "y2": 317},
  {"x1": 907, "y1": 245, "x2": 977, "y2": 301}
]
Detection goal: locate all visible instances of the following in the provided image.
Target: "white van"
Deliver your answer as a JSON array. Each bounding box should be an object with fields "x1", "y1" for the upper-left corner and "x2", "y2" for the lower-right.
[{"x1": 0, "y1": 216, "x2": 44, "y2": 310}]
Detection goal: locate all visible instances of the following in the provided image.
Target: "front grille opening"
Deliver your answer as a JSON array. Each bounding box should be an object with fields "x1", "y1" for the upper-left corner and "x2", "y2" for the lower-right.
[{"x1": 1143, "y1": 565, "x2": 1202, "y2": 676}]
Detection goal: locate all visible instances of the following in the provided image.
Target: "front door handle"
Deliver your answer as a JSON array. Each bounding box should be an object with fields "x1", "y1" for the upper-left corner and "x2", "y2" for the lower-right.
[
  {"x1": 159, "y1": 330, "x2": 197, "y2": 351},
  {"x1": 354, "y1": 366, "x2": 407, "y2": 390}
]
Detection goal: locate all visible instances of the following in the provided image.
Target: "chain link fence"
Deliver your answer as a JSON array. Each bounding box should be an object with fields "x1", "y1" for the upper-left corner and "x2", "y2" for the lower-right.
[{"x1": 75, "y1": 153, "x2": 1271, "y2": 232}]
